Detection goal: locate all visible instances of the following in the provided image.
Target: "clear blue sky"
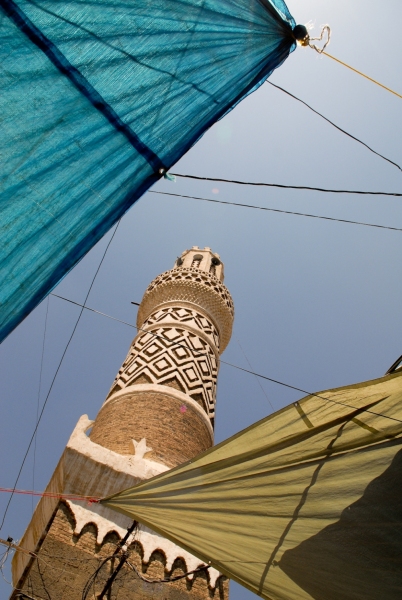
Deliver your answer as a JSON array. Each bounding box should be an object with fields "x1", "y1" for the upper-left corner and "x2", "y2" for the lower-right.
[{"x1": 1, "y1": 0, "x2": 401, "y2": 598}]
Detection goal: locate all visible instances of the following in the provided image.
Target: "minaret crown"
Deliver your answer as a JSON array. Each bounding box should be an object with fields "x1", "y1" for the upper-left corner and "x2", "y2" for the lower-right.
[{"x1": 175, "y1": 246, "x2": 224, "y2": 281}]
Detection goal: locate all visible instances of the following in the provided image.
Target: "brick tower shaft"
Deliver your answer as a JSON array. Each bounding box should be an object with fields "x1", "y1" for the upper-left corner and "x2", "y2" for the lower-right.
[{"x1": 11, "y1": 246, "x2": 234, "y2": 600}]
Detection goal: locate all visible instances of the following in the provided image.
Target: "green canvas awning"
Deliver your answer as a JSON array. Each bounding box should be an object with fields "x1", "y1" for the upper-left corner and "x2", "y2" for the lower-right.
[{"x1": 102, "y1": 371, "x2": 402, "y2": 600}]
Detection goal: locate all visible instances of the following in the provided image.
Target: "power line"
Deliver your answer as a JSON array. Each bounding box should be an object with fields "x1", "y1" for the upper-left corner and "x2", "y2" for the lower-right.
[
  {"x1": 236, "y1": 337, "x2": 275, "y2": 412},
  {"x1": 50, "y1": 293, "x2": 402, "y2": 425},
  {"x1": 149, "y1": 191, "x2": 402, "y2": 233},
  {"x1": 32, "y1": 297, "x2": 49, "y2": 515},
  {"x1": 0, "y1": 221, "x2": 121, "y2": 532},
  {"x1": 170, "y1": 174, "x2": 402, "y2": 197},
  {"x1": 266, "y1": 81, "x2": 402, "y2": 173}
]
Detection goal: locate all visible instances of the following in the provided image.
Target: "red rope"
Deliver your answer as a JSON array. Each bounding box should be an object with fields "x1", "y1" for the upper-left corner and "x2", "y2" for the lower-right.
[{"x1": 0, "y1": 487, "x2": 100, "y2": 504}]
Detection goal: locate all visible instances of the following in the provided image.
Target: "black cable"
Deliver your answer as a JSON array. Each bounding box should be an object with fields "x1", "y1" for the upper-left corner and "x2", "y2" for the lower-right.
[
  {"x1": 236, "y1": 337, "x2": 275, "y2": 412},
  {"x1": 170, "y1": 174, "x2": 402, "y2": 197},
  {"x1": 266, "y1": 81, "x2": 402, "y2": 173},
  {"x1": 96, "y1": 520, "x2": 138, "y2": 600},
  {"x1": 81, "y1": 555, "x2": 116, "y2": 600},
  {"x1": 32, "y1": 297, "x2": 49, "y2": 514},
  {"x1": 36, "y1": 559, "x2": 51, "y2": 600},
  {"x1": 0, "y1": 220, "x2": 121, "y2": 532},
  {"x1": 149, "y1": 191, "x2": 402, "y2": 233},
  {"x1": 50, "y1": 293, "x2": 402, "y2": 425}
]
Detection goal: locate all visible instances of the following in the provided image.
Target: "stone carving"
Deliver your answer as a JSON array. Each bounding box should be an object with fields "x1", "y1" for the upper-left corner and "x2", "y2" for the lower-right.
[{"x1": 137, "y1": 267, "x2": 234, "y2": 351}]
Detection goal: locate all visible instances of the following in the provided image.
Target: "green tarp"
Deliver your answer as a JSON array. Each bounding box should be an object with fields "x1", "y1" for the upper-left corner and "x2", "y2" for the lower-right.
[{"x1": 102, "y1": 371, "x2": 402, "y2": 600}]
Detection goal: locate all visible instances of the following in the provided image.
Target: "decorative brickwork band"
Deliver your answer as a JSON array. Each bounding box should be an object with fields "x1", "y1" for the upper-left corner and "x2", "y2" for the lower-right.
[
  {"x1": 137, "y1": 266, "x2": 234, "y2": 351},
  {"x1": 107, "y1": 306, "x2": 220, "y2": 419}
]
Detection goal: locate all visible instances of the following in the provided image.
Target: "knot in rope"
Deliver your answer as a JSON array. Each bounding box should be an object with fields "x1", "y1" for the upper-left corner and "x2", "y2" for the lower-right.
[{"x1": 293, "y1": 24, "x2": 331, "y2": 53}]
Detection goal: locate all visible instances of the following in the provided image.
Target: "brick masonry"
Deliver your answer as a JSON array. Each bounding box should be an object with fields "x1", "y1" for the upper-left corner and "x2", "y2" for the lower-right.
[
  {"x1": 12, "y1": 248, "x2": 233, "y2": 600},
  {"x1": 90, "y1": 390, "x2": 213, "y2": 467},
  {"x1": 13, "y1": 502, "x2": 228, "y2": 600}
]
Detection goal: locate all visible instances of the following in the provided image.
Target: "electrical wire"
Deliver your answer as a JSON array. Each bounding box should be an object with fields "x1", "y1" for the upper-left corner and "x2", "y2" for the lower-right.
[
  {"x1": 0, "y1": 537, "x2": 97, "y2": 599},
  {"x1": 169, "y1": 174, "x2": 402, "y2": 197},
  {"x1": 32, "y1": 297, "x2": 49, "y2": 515},
  {"x1": 50, "y1": 293, "x2": 402, "y2": 425},
  {"x1": 236, "y1": 337, "x2": 275, "y2": 412},
  {"x1": 81, "y1": 555, "x2": 116, "y2": 600},
  {"x1": 149, "y1": 191, "x2": 402, "y2": 233},
  {"x1": 266, "y1": 81, "x2": 402, "y2": 173},
  {"x1": 0, "y1": 220, "x2": 121, "y2": 532}
]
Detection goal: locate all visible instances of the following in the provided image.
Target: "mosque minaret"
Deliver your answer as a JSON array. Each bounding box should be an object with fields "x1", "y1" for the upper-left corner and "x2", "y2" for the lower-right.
[{"x1": 11, "y1": 247, "x2": 234, "y2": 600}]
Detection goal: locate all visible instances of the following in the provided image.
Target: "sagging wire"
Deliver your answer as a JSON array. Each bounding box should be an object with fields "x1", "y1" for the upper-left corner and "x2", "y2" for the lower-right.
[
  {"x1": 266, "y1": 81, "x2": 402, "y2": 173},
  {"x1": 0, "y1": 220, "x2": 121, "y2": 533},
  {"x1": 169, "y1": 174, "x2": 402, "y2": 197},
  {"x1": 32, "y1": 297, "x2": 49, "y2": 515},
  {"x1": 50, "y1": 293, "x2": 402, "y2": 425},
  {"x1": 150, "y1": 190, "x2": 402, "y2": 233},
  {"x1": 236, "y1": 337, "x2": 275, "y2": 412},
  {"x1": 0, "y1": 534, "x2": 119, "y2": 599},
  {"x1": 81, "y1": 554, "x2": 117, "y2": 600},
  {"x1": 0, "y1": 543, "x2": 12, "y2": 585}
]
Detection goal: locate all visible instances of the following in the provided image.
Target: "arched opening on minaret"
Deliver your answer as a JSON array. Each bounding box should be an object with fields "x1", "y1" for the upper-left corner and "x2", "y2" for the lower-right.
[{"x1": 191, "y1": 254, "x2": 203, "y2": 269}]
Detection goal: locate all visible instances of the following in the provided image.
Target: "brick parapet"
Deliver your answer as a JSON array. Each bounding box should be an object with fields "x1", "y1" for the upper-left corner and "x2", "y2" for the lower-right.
[{"x1": 12, "y1": 502, "x2": 228, "y2": 600}]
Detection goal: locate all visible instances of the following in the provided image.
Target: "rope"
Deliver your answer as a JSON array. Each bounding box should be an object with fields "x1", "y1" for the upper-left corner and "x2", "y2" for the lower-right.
[
  {"x1": 301, "y1": 24, "x2": 401, "y2": 100},
  {"x1": 0, "y1": 488, "x2": 99, "y2": 503},
  {"x1": 322, "y1": 52, "x2": 402, "y2": 100},
  {"x1": 308, "y1": 25, "x2": 331, "y2": 53},
  {"x1": 170, "y1": 174, "x2": 402, "y2": 197}
]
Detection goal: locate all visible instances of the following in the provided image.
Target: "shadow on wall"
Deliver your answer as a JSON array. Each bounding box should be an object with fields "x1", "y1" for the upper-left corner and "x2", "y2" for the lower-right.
[{"x1": 279, "y1": 447, "x2": 402, "y2": 600}]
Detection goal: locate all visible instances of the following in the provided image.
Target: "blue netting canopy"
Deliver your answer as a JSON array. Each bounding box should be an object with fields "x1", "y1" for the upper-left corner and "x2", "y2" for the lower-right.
[{"x1": 0, "y1": 0, "x2": 297, "y2": 342}]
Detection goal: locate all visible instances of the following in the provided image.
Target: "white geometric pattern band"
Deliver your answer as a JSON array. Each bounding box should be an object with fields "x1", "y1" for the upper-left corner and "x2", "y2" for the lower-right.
[{"x1": 108, "y1": 307, "x2": 219, "y2": 421}]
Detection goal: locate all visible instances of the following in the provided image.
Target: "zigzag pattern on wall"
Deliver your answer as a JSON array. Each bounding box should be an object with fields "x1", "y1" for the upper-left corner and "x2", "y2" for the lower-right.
[
  {"x1": 143, "y1": 306, "x2": 220, "y2": 350},
  {"x1": 108, "y1": 307, "x2": 219, "y2": 420}
]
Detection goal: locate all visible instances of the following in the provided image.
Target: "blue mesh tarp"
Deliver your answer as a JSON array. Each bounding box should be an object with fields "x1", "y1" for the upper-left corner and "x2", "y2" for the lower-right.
[{"x1": 0, "y1": 0, "x2": 296, "y2": 342}]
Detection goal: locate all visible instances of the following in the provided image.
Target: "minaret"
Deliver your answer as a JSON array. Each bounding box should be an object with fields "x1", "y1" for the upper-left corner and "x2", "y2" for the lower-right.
[{"x1": 11, "y1": 247, "x2": 234, "y2": 600}]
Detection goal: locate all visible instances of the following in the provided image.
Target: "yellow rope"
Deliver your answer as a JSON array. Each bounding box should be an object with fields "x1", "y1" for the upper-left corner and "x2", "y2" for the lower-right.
[{"x1": 322, "y1": 51, "x2": 402, "y2": 100}]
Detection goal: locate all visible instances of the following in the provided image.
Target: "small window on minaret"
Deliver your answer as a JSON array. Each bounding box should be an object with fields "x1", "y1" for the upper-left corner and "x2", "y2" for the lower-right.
[
  {"x1": 210, "y1": 256, "x2": 220, "y2": 276},
  {"x1": 191, "y1": 255, "x2": 203, "y2": 268}
]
